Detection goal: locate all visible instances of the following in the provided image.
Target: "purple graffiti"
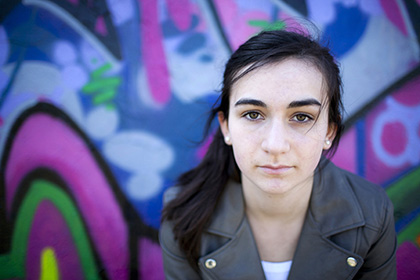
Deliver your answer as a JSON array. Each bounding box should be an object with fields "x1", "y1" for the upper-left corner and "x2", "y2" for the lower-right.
[
  {"x1": 26, "y1": 201, "x2": 84, "y2": 280},
  {"x1": 167, "y1": 0, "x2": 192, "y2": 31},
  {"x1": 397, "y1": 242, "x2": 420, "y2": 280},
  {"x1": 139, "y1": 0, "x2": 171, "y2": 105},
  {"x1": 5, "y1": 111, "x2": 128, "y2": 280}
]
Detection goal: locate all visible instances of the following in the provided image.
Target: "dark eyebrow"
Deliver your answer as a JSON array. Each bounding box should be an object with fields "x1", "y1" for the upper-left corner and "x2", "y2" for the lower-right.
[
  {"x1": 234, "y1": 98, "x2": 267, "y2": 108},
  {"x1": 287, "y1": 98, "x2": 321, "y2": 108},
  {"x1": 235, "y1": 98, "x2": 321, "y2": 108}
]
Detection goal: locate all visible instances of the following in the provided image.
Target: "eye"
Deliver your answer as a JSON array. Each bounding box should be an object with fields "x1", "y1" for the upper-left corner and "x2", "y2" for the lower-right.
[
  {"x1": 292, "y1": 113, "x2": 313, "y2": 123},
  {"x1": 244, "y1": 111, "x2": 263, "y2": 120}
]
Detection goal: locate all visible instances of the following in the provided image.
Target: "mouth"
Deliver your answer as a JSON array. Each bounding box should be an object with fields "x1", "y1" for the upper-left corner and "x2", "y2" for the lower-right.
[{"x1": 258, "y1": 165, "x2": 293, "y2": 175}]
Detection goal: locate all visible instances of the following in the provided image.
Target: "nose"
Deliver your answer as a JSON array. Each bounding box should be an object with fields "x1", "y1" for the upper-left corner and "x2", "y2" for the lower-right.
[{"x1": 261, "y1": 120, "x2": 291, "y2": 154}]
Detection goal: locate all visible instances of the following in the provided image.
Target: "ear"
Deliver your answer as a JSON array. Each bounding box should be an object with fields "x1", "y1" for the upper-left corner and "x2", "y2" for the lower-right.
[
  {"x1": 323, "y1": 123, "x2": 337, "y2": 150},
  {"x1": 218, "y1": 112, "x2": 231, "y2": 145}
]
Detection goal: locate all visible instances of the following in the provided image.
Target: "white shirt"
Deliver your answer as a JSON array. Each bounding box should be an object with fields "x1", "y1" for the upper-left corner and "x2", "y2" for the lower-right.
[{"x1": 261, "y1": 260, "x2": 292, "y2": 280}]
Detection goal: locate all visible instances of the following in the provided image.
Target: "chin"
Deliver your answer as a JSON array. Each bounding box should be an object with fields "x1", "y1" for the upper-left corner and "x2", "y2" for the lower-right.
[{"x1": 258, "y1": 181, "x2": 294, "y2": 195}]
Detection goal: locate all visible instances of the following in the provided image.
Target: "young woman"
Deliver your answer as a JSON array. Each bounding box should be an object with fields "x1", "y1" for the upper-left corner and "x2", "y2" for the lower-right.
[{"x1": 160, "y1": 30, "x2": 397, "y2": 280}]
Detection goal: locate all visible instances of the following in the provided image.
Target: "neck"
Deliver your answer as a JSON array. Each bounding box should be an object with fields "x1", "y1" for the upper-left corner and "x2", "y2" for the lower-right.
[{"x1": 242, "y1": 175, "x2": 314, "y2": 262}]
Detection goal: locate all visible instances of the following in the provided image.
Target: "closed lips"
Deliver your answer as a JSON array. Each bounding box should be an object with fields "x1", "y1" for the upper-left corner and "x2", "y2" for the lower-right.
[{"x1": 259, "y1": 165, "x2": 292, "y2": 174}]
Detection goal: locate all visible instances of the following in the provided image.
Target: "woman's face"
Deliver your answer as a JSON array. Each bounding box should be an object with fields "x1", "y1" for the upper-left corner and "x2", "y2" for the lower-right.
[{"x1": 219, "y1": 58, "x2": 335, "y2": 197}]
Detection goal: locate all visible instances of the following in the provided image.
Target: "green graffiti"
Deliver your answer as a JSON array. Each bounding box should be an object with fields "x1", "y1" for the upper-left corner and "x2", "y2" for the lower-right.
[
  {"x1": 386, "y1": 166, "x2": 420, "y2": 220},
  {"x1": 0, "y1": 180, "x2": 99, "y2": 279},
  {"x1": 397, "y1": 216, "x2": 420, "y2": 246},
  {"x1": 386, "y1": 166, "x2": 420, "y2": 245},
  {"x1": 248, "y1": 20, "x2": 285, "y2": 31},
  {"x1": 82, "y1": 62, "x2": 121, "y2": 109}
]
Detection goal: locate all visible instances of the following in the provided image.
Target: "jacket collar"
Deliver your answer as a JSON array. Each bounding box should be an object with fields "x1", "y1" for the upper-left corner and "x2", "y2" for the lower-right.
[{"x1": 206, "y1": 158, "x2": 365, "y2": 238}]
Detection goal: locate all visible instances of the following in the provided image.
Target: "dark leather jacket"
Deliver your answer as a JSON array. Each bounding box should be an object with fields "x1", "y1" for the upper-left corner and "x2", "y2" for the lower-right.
[{"x1": 160, "y1": 160, "x2": 397, "y2": 279}]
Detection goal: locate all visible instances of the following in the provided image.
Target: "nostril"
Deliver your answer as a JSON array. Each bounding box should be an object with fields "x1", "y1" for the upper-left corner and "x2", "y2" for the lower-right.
[{"x1": 261, "y1": 135, "x2": 290, "y2": 154}]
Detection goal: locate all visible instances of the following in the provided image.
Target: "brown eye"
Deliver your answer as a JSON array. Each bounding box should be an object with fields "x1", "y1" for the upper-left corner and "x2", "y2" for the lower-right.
[
  {"x1": 249, "y1": 112, "x2": 259, "y2": 119},
  {"x1": 244, "y1": 111, "x2": 262, "y2": 120},
  {"x1": 296, "y1": 114, "x2": 307, "y2": 121},
  {"x1": 293, "y1": 114, "x2": 312, "y2": 122}
]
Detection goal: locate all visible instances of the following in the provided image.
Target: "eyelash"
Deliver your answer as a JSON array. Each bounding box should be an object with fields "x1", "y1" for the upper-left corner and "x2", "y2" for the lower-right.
[
  {"x1": 243, "y1": 111, "x2": 263, "y2": 120},
  {"x1": 242, "y1": 111, "x2": 314, "y2": 123},
  {"x1": 291, "y1": 113, "x2": 314, "y2": 123}
]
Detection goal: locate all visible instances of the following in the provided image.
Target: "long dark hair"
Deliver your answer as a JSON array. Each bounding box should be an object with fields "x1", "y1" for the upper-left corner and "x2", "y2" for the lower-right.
[{"x1": 161, "y1": 29, "x2": 344, "y2": 269}]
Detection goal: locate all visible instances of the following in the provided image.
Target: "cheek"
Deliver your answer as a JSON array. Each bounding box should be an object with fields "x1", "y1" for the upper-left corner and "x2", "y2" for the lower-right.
[
  {"x1": 300, "y1": 120, "x2": 330, "y2": 145},
  {"x1": 230, "y1": 147, "x2": 248, "y2": 175},
  {"x1": 289, "y1": 130, "x2": 324, "y2": 151},
  {"x1": 230, "y1": 138, "x2": 257, "y2": 168},
  {"x1": 304, "y1": 136, "x2": 325, "y2": 154},
  {"x1": 293, "y1": 132, "x2": 326, "y2": 163}
]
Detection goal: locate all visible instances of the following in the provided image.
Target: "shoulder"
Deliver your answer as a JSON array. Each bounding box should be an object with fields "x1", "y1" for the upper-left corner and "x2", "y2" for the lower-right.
[
  {"x1": 304, "y1": 161, "x2": 397, "y2": 279},
  {"x1": 159, "y1": 186, "x2": 183, "y2": 256},
  {"x1": 159, "y1": 186, "x2": 204, "y2": 278},
  {"x1": 333, "y1": 164, "x2": 392, "y2": 209},
  {"x1": 322, "y1": 161, "x2": 394, "y2": 230},
  {"x1": 162, "y1": 185, "x2": 182, "y2": 204},
  {"x1": 159, "y1": 181, "x2": 244, "y2": 253},
  {"x1": 159, "y1": 185, "x2": 181, "y2": 249}
]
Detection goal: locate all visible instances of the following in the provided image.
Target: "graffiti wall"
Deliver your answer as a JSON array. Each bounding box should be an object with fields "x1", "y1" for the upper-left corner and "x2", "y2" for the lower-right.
[{"x1": 0, "y1": 0, "x2": 418, "y2": 279}]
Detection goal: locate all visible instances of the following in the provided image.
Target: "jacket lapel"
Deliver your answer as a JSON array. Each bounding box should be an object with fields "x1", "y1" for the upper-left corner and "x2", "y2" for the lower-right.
[
  {"x1": 199, "y1": 217, "x2": 266, "y2": 279},
  {"x1": 289, "y1": 160, "x2": 366, "y2": 279},
  {"x1": 199, "y1": 181, "x2": 266, "y2": 279}
]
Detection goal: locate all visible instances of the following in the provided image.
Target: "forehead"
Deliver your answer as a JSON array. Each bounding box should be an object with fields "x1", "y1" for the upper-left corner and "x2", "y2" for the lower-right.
[{"x1": 230, "y1": 58, "x2": 326, "y2": 105}]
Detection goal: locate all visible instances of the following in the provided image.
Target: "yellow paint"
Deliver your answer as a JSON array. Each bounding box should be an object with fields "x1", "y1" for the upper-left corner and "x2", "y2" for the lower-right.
[{"x1": 40, "y1": 247, "x2": 59, "y2": 280}]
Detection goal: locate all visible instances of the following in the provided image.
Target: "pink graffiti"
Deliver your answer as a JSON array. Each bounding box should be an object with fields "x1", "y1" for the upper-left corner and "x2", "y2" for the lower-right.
[
  {"x1": 213, "y1": 0, "x2": 237, "y2": 30},
  {"x1": 331, "y1": 126, "x2": 357, "y2": 174},
  {"x1": 380, "y1": 0, "x2": 408, "y2": 35},
  {"x1": 364, "y1": 73, "x2": 420, "y2": 184},
  {"x1": 5, "y1": 112, "x2": 128, "y2": 280},
  {"x1": 27, "y1": 201, "x2": 84, "y2": 280},
  {"x1": 139, "y1": 0, "x2": 171, "y2": 105},
  {"x1": 66, "y1": 0, "x2": 78, "y2": 5},
  {"x1": 167, "y1": 0, "x2": 192, "y2": 31},
  {"x1": 138, "y1": 238, "x2": 164, "y2": 279},
  {"x1": 279, "y1": 11, "x2": 308, "y2": 35},
  {"x1": 382, "y1": 121, "x2": 407, "y2": 155},
  {"x1": 190, "y1": 3, "x2": 207, "y2": 32},
  {"x1": 393, "y1": 76, "x2": 420, "y2": 106},
  {"x1": 397, "y1": 242, "x2": 420, "y2": 280},
  {"x1": 418, "y1": 124, "x2": 420, "y2": 139},
  {"x1": 365, "y1": 104, "x2": 410, "y2": 184},
  {"x1": 196, "y1": 134, "x2": 213, "y2": 160},
  {"x1": 213, "y1": 0, "x2": 270, "y2": 50},
  {"x1": 95, "y1": 16, "x2": 108, "y2": 36}
]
